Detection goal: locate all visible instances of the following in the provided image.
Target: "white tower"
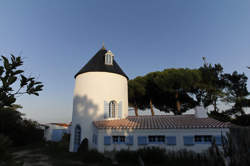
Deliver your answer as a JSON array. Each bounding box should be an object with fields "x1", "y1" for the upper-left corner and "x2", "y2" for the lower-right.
[{"x1": 69, "y1": 46, "x2": 128, "y2": 152}]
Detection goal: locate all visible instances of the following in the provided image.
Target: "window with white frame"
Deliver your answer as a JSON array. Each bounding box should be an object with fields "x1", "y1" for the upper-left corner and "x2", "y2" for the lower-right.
[
  {"x1": 112, "y1": 136, "x2": 125, "y2": 144},
  {"x1": 109, "y1": 100, "x2": 117, "y2": 118},
  {"x1": 194, "y1": 135, "x2": 212, "y2": 143},
  {"x1": 105, "y1": 50, "x2": 114, "y2": 65},
  {"x1": 148, "y1": 135, "x2": 165, "y2": 143}
]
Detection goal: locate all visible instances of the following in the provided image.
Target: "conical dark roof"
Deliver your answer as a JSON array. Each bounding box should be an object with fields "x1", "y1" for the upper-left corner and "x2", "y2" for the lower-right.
[{"x1": 75, "y1": 48, "x2": 128, "y2": 79}]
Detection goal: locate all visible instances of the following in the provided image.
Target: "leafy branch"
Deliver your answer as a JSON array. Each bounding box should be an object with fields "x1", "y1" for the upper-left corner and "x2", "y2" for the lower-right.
[{"x1": 0, "y1": 55, "x2": 43, "y2": 108}]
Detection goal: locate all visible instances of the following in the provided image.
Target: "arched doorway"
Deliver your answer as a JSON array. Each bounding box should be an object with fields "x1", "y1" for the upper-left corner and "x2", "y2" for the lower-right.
[{"x1": 74, "y1": 125, "x2": 81, "y2": 152}]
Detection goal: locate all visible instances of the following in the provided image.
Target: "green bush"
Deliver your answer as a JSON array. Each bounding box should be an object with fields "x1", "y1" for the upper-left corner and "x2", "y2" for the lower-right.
[
  {"x1": 81, "y1": 149, "x2": 106, "y2": 163},
  {"x1": 0, "y1": 134, "x2": 12, "y2": 161},
  {"x1": 45, "y1": 133, "x2": 70, "y2": 154},
  {"x1": 0, "y1": 109, "x2": 44, "y2": 147},
  {"x1": 164, "y1": 150, "x2": 211, "y2": 166},
  {"x1": 137, "y1": 147, "x2": 166, "y2": 164},
  {"x1": 112, "y1": 147, "x2": 225, "y2": 166},
  {"x1": 0, "y1": 134, "x2": 23, "y2": 166},
  {"x1": 115, "y1": 149, "x2": 138, "y2": 164}
]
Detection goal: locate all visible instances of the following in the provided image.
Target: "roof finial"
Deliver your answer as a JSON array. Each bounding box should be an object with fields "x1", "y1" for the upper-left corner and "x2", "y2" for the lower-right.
[{"x1": 102, "y1": 42, "x2": 105, "y2": 49}]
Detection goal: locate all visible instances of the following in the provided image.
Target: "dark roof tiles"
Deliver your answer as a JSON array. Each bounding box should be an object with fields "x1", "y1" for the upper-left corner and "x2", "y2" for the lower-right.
[
  {"x1": 75, "y1": 48, "x2": 128, "y2": 79},
  {"x1": 93, "y1": 115, "x2": 230, "y2": 129}
]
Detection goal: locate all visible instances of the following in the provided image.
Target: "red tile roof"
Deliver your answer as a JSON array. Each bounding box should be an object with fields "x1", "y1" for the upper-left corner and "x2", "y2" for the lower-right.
[
  {"x1": 93, "y1": 115, "x2": 230, "y2": 129},
  {"x1": 49, "y1": 123, "x2": 69, "y2": 127}
]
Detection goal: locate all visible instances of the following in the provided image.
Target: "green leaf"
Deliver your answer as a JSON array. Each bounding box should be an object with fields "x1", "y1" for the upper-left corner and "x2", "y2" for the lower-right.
[
  {"x1": 2, "y1": 56, "x2": 9, "y2": 70},
  {"x1": 7, "y1": 76, "x2": 17, "y2": 85},
  {"x1": 13, "y1": 70, "x2": 24, "y2": 75},
  {"x1": 20, "y1": 75, "x2": 28, "y2": 87}
]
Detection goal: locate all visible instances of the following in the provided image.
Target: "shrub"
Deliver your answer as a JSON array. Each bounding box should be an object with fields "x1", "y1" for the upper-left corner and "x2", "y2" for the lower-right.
[
  {"x1": 0, "y1": 134, "x2": 23, "y2": 166},
  {"x1": 0, "y1": 109, "x2": 44, "y2": 147},
  {"x1": 81, "y1": 149, "x2": 106, "y2": 163},
  {"x1": 222, "y1": 127, "x2": 250, "y2": 166},
  {"x1": 115, "y1": 149, "x2": 138, "y2": 164},
  {"x1": 0, "y1": 134, "x2": 13, "y2": 161},
  {"x1": 164, "y1": 150, "x2": 210, "y2": 166},
  {"x1": 57, "y1": 133, "x2": 70, "y2": 151},
  {"x1": 137, "y1": 147, "x2": 166, "y2": 164}
]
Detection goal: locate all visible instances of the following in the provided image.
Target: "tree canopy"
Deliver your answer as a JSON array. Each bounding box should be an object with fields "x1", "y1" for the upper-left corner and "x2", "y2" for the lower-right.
[{"x1": 128, "y1": 62, "x2": 250, "y2": 122}]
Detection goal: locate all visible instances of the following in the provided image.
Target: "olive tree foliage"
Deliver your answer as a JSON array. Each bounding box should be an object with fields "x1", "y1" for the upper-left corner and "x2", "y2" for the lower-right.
[{"x1": 0, "y1": 55, "x2": 43, "y2": 109}]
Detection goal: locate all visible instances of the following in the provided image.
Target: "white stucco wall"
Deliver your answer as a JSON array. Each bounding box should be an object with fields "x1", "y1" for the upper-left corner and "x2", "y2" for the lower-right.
[
  {"x1": 95, "y1": 128, "x2": 229, "y2": 153},
  {"x1": 69, "y1": 71, "x2": 128, "y2": 152}
]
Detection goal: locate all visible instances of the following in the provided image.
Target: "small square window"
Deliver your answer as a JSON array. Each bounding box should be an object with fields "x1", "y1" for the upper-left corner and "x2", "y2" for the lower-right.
[
  {"x1": 204, "y1": 136, "x2": 212, "y2": 142},
  {"x1": 112, "y1": 136, "x2": 119, "y2": 143},
  {"x1": 120, "y1": 136, "x2": 125, "y2": 143},
  {"x1": 148, "y1": 136, "x2": 156, "y2": 142},
  {"x1": 157, "y1": 136, "x2": 165, "y2": 142},
  {"x1": 195, "y1": 136, "x2": 202, "y2": 142}
]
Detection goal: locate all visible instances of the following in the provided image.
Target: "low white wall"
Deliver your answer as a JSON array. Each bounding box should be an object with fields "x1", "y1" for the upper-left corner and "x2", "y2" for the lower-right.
[{"x1": 94, "y1": 128, "x2": 229, "y2": 153}]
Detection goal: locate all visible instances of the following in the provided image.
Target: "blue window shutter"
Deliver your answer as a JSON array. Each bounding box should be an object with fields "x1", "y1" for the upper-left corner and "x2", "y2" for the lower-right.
[
  {"x1": 167, "y1": 136, "x2": 176, "y2": 145},
  {"x1": 104, "y1": 101, "x2": 108, "y2": 119},
  {"x1": 138, "y1": 136, "x2": 147, "y2": 145},
  {"x1": 104, "y1": 136, "x2": 111, "y2": 145},
  {"x1": 215, "y1": 136, "x2": 222, "y2": 145},
  {"x1": 183, "y1": 136, "x2": 194, "y2": 145},
  {"x1": 118, "y1": 101, "x2": 123, "y2": 118},
  {"x1": 126, "y1": 136, "x2": 134, "y2": 145}
]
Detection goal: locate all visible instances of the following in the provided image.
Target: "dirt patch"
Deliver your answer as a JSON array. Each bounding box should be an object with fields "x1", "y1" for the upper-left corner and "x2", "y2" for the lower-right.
[{"x1": 13, "y1": 149, "x2": 52, "y2": 166}]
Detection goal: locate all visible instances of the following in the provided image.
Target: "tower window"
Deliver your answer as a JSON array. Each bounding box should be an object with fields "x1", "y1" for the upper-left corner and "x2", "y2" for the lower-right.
[
  {"x1": 105, "y1": 50, "x2": 114, "y2": 65},
  {"x1": 109, "y1": 100, "x2": 117, "y2": 118}
]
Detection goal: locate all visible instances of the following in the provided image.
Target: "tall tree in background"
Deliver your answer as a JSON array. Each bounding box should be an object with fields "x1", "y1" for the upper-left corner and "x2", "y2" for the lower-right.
[
  {"x1": 149, "y1": 68, "x2": 200, "y2": 115},
  {"x1": 194, "y1": 63, "x2": 225, "y2": 111},
  {"x1": 128, "y1": 76, "x2": 149, "y2": 116},
  {"x1": 223, "y1": 71, "x2": 250, "y2": 115}
]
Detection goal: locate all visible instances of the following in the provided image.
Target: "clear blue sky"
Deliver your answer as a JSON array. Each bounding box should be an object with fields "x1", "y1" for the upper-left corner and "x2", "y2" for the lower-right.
[{"x1": 0, "y1": 0, "x2": 250, "y2": 123}]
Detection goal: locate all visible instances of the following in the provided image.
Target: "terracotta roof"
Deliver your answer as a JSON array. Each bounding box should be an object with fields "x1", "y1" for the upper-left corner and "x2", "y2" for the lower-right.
[
  {"x1": 49, "y1": 123, "x2": 69, "y2": 127},
  {"x1": 93, "y1": 115, "x2": 230, "y2": 129}
]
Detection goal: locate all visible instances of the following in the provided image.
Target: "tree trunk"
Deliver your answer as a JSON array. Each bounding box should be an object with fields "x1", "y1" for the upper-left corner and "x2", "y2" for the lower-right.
[
  {"x1": 175, "y1": 92, "x2": 181, "y2": 114},
  {"x1": 213, "y1": 99, "x2": 217, "y2": 112},
  {"x1": 150, "y1": 99, "x2": 155, "y2": 116},
  {"x1": 134, "y1": 105, "x2": 138, "y2": 116}
]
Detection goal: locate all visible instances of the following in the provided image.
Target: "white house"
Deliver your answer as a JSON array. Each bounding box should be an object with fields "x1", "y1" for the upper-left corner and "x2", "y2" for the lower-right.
[
  {"x1": 44, "y1": 123, "x2": 69, "y2": 142},
  {"x1": 69, "y1": 46, "x2": 230, "y2": 153}
]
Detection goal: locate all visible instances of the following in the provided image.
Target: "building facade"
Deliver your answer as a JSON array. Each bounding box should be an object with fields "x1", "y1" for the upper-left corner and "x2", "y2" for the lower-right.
[{"x1": 69, "y1": 47, "x2": 229, "y2": 153}]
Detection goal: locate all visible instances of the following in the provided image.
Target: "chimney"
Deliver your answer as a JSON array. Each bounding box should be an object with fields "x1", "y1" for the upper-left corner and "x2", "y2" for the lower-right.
[{"x1": 194, "y1": 106, "x2": 208, "y2": 118}]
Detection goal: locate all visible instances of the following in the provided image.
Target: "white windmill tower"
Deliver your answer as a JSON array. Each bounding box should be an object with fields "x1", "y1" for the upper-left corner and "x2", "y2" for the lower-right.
[{"x1": 69, "y1": 46, "x2": 128, "y2": 152}]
